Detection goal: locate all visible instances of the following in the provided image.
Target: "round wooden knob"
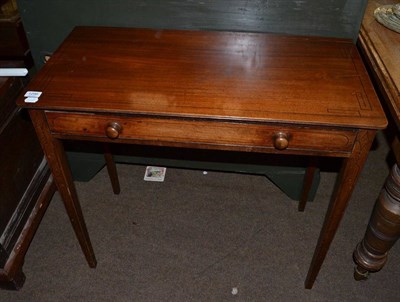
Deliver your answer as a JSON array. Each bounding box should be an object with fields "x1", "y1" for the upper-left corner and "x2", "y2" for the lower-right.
[
  {"x1": 273, "y1": 132, "x2": 289, "y2": 150},
  {"x1": 105, "y1": 122, "x2": 122, "y2": 139}
]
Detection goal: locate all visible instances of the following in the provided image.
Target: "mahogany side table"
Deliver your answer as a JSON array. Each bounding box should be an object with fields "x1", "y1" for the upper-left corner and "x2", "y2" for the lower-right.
[{"x1": 16, "y1": 26, "x2": 387, "y2": 288}]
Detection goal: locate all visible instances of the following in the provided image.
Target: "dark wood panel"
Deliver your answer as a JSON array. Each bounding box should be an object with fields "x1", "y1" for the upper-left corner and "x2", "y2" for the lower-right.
[
  {"x1": 0, "y1": 77, "x2": 21, "y2": 127},
  {"x1": 353, "y1": 0, "x2": 400, "y2": 282},
  {"x1": 0, "y1": 77, "x2": 52, "y2": 290},
  {"x1": 0, "y1": 15, "x2": 33, "y2": 68}
]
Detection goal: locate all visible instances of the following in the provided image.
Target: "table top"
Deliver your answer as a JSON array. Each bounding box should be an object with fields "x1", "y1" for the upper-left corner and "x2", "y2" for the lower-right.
[
  {"x1": 18, "y1": 26, "x2": 387, "y2": 130},
  {"x1": 360, "y1": 0, "x2": 400, "y2": 126}
]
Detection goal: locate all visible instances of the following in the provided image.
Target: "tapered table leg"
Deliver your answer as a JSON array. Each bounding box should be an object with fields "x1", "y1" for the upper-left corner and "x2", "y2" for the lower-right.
[
  {"x1": 305, "y1": 130, "x2": 376, "y2": 289},
  {"x1": 298, "y1": 159, "x2": 317, "y2": 212},
  {"x1": 29, "y1": 110, "x2": 97, "y2": 268},
  {"x1": 103, "y1": 144, "x2": 120, "y2": 195},
  {"x1": 353, "y1": 164, "x2": 400, "y2": 280}
]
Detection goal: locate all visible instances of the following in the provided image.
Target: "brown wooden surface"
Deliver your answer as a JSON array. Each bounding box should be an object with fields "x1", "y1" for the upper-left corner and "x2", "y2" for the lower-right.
[
  {"x1": 354, "y1": 164, "x2": 400, "y2": 280},
  {"x1": 45, "y1": 111, "x2": 358, "y2": 156},
  {"x1": 0, "y1": 11, "x2": 49, "y2": 289},
  {"x1": 0, "y1": 15, "x2": 33, "y2": 68},
  {"x1": 305, "y1": 129, "x2": 376, "y2": 288},
  {"x1": 103, "y1": 144, "x2": 120, "y2": 195},
  {"x1": 17, "y1": 27, "x2": 387, "y2": 289},
  {"x1": 0, "y1": 173, "x2": 56, "y2": 290},
  {"x1": 28, "y1": 110, "x2": 97, "y2": 268},
  {"x1": 17, "y1": 26, "x2": 386, "y2": 130},
  {"x1": 353, "y1": 0, "x2": 400, "y2": 281},
  {"x1": 0, "y1": 76, "x2": 53, "y2": 289},
  {"x1": 299, "y1": 160, "x2": 318, "y2": 212},
  {"x1": 0, "y1": 78, "x2": 42, "y2": 234},
  {"x1": 358, "y1": 0, "x2": 400, "y2": 128}
]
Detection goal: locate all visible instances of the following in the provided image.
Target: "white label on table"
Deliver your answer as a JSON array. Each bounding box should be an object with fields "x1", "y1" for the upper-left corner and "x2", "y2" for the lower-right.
[
  {"x1": 24, "y1": 97, "x2": 39, "y2": 103},
  {"x1": 24, "y1": 91, "x2": 42, "y2": 98}
]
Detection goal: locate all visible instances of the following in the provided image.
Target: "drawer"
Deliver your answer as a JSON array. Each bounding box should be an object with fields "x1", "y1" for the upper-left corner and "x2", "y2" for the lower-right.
[{"x1": 45, "y1": 111, "x2": 357, "y2": 154}]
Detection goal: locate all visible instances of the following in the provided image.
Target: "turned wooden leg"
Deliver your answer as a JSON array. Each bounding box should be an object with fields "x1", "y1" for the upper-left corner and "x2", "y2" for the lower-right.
[
  {"x1": 353, "y1": 164, "x2": 400, "y2": 280},
  {"x1": 305, "y1": 130, "x2": 376, "y2": 289},
  {"x1": 29, "y1": 110, "x2": 97, "y2": 268},
  {"x1": 103, "y1": 144, "x2": 120, "y2": 194}
]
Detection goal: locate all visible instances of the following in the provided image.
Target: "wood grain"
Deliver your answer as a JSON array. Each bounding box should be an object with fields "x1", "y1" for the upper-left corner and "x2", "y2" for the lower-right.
[
  {"x1": 45, "y1": 111, "x2": 358, "y2": 156},
  {"x1": 17, "y1": 27, "x2": 387, "y2": 130},
  {"x1": 18, "y1": 27, "x2": 388, "y2": 289},
  {"x1": 358, "y1": 0, "x2": 400, "y2": 128}
]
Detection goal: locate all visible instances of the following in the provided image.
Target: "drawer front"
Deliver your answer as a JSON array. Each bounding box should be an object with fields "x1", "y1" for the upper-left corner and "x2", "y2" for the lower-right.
[{"x1": 45, "y1": 112, "x2": 357, "y2": 154}]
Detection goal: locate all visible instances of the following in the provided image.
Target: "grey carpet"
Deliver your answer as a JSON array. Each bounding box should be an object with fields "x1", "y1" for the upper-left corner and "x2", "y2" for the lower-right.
[{"x1": 1, "y1": 131, "x2": 399, "y2": 301}]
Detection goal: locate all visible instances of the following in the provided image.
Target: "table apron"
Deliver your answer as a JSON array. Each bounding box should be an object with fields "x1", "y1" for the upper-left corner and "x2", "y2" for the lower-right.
[{"x1": 45, "y1": 111, "x2": 358, "y2": 157}]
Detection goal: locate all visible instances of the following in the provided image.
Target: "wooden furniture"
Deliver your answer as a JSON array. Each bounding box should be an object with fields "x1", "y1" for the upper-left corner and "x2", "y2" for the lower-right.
[
  {"x1": 0, "y1": 77, "x2": 56, "y2": 290},
  {"x1": 16, "y1": 26, "x2": 387, "y2": 289},
  {"x1": 353, "y1": 0, "x2": 400, "y2": 280},
  {"x1": 0, "y1": 2, "x2": 55, "y2": 289},
  {"x1": 0, "y1": 0, "x2": 33, "y2": 68},
  {"x1": 16, "y1": 0, "x2": 371, "y2": 205}
]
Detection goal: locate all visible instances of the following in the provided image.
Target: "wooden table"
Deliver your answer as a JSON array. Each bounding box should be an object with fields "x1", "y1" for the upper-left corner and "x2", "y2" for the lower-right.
[
  {"x1": 353, "y1": 0, "x2": 400, "y2": 280},
  {"x1": 17, "y1": 26, "x2": 387, "y2": 289}
]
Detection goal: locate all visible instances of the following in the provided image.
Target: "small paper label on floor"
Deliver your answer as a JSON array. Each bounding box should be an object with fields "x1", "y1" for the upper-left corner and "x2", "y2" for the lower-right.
[{"x1": 144, "y1": 166, "x2": 166, "y2": 182}]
